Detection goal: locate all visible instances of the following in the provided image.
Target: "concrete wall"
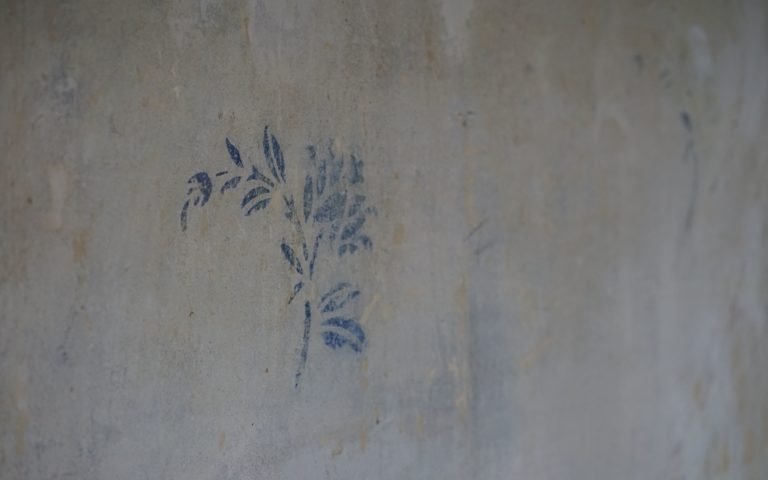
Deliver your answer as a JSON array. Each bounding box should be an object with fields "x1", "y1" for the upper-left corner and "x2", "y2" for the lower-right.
[{"x1": 1, "y1": 1, "x2": 767, "y2": 478}]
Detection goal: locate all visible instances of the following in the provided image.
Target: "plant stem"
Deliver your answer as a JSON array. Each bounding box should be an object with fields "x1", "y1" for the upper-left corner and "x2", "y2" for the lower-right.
[
  {"x1": 276, "y1": 189, "x2": 315, "y2": 388},
  {"x1": 295, "y1": 300, "x2": 312, "y2": 388}
]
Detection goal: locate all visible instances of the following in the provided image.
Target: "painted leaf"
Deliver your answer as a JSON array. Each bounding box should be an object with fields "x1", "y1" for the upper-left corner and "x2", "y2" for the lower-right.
[
  {"x1": 281, "y1": 242, "x2": 304, "y2": 275},
  {"x1": 263, "y1": 126, "x2": 280, "y2": 183},
  {"x1": 245, "y1": 198, "x2": 270, "y2": 216},
  {"x1": 329, "y1": 152, "x2": 343, "y2": 185},
  {"x1": 242, "y1": 186, "x2": 270, "y2": 208},
  {"x1": 321, "y1": 283, "x2": 351, "y2": 304},
  {"x1": 317, "y1": 160, "x2": 327, "y2": 196},
  {"x1": 321, "y1": 317, "x2": 365, "y2": 352},
  {"x1": 271, "y1": 134, "x2": 286, "y2": 183},
  {"x1": 303, "y1": 175, "x2": 313, "y2": 223},
  {"x1": 309, "y1": 231, "x2": 322, "y2": 278},
  {"x1": 328, "y1": 222, "x2": 340, "y2": 243},
  {"x1": 287, "y1": 281, "x2": 303, "y2": 304},
  {"x1": 322, "y1": 332, "x2": 348, "y2": 350},
  {"x1": 350, "y1": 155, "x2": 364, "y2": 184},
  {"x1": 187, "y1": 172, "x2": 213, "y2": 207},
  {"x1": 348, "y1": 194, "x2": 366, "y2": 217},
  {"x1": 339, "y1": 243, "x2": 358, "y2": 257},
  {"x1": 225, "y1": 138, "x2": 244, "y2": 168},
  {"x1": 341, "y1": 216, "x2": 365, "y2": 241},
  {"x1": 220, "y1": 175, "x2": 241, "y2": 194},
  {"x1": 314, "y1": 191, "x2": 346, "y2": 223},
  {"x1": 180, "y1": 200, "x2": 190, "y2": 231},
  {"x1": 283, "y1": 195, "x2": 296, "y2": 222},
  {"x1": 322, "y1": 289, "x2": 360, "y2": 313},
  {"x1": 247, "y1": 165, "x2": 275, "y2": 188}
]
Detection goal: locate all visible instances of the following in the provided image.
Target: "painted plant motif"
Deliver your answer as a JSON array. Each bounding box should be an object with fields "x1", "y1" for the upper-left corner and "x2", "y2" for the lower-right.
[{"x1": 180, "y1": 127, "x2": 374, "y2": 387}]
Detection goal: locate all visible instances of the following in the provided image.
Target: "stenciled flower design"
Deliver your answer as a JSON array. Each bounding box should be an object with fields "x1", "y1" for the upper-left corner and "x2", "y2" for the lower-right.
[{"x1": 180, "y1": 126, "x2": 375, "y2": 387}]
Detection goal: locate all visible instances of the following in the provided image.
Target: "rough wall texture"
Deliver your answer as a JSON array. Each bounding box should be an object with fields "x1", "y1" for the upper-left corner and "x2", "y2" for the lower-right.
[{"x1": 1, "y1": 0, "x2": 767, "y2": 479}]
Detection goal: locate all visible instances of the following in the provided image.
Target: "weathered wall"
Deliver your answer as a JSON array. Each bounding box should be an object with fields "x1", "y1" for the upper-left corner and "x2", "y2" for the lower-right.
[{"x1": 1, "y1": 0, "x2": 767, "y2": 478}]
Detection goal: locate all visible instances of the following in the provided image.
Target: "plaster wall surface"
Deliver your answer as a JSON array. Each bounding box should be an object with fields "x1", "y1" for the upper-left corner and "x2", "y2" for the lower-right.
[{"x1": 1, "y1": 1, "x2": 767, "y2": 479}]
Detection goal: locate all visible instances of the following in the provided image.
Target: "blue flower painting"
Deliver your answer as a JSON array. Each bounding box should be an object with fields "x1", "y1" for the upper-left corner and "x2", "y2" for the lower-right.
[{"x1": 180, "y1": 127, "x2": 375, "y2": 387}]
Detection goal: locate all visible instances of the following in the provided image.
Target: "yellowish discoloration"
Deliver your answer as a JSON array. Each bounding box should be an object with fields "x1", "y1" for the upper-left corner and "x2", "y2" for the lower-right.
[
  {"x1": 360, "y1": 356, "x2": 369, "y2": 389},
  {"x1": 743, "y1": 429, "x2": 754, "y2": 465},
  {"x1": 447, "y1": 358, "x2": 469, "y2": 422},
  {"x1": 764, "y1": 403, "x2": 768, "y2": 450},
  {"x1": 424, "y1": 29, "x2": 435, "y2": 65},
  {"x1": 451, "y1": 279, "x2": 472, "y2": 424},
  {"x1": 716, "y1": 444, "x2": 730, "y2": 474},
  {"x1": 416, "y1": 411, "x2": 424, "y2": 436},
  {"x1": 453, "y1": 279, "x2": 468, "y2": 317},
  {"x1": 218, "y1": 431, "x2": 225, "y2": 451},
  {"x1": 72, "y1": 230, "x2": 88, "y2": 263},
  {"x1": 358, "y1": 424, "x2": 367, "y2": 453},
  {"x1": 13, "y1": 369, "x2": 28, "y2": 457},
  {"x1": 199, "y1": 213, "x2": 209, "y2": 237},
  {"x1": 15, "y1": 410, "x2": 28, "y2": 457},
  {"x1": 392, "y1": 222, "x2": 405, "y2": 246},
  {"x1": 521, "y1": 336, "x2": 554, "y2": 372},
  {"x1": 359, "y1": 293, "x2": 380, "y2": 327},
  {"x1": 331, "y1": 440, "x2": 342, "y2": 457},
  {"x1": 82, "y1": 311, "x2": 93, "y2": 332},
  {"x1": 693, "y1": 379, "x2": 705, "y2": 409},
  {"x1": 45, "y1": 163, "x2": 69, "y2": 230},
  {"x1": 730, "y1": 338, "x2": 747, "y2": 414},
  {"x1": 516, "y1": 279, "x2": 539, "y2": 331}
]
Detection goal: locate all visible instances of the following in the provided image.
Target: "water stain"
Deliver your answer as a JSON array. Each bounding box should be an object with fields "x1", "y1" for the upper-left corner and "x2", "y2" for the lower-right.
[{"x1": 218, "y1": 431, "x2": 225, "y2": 451}]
